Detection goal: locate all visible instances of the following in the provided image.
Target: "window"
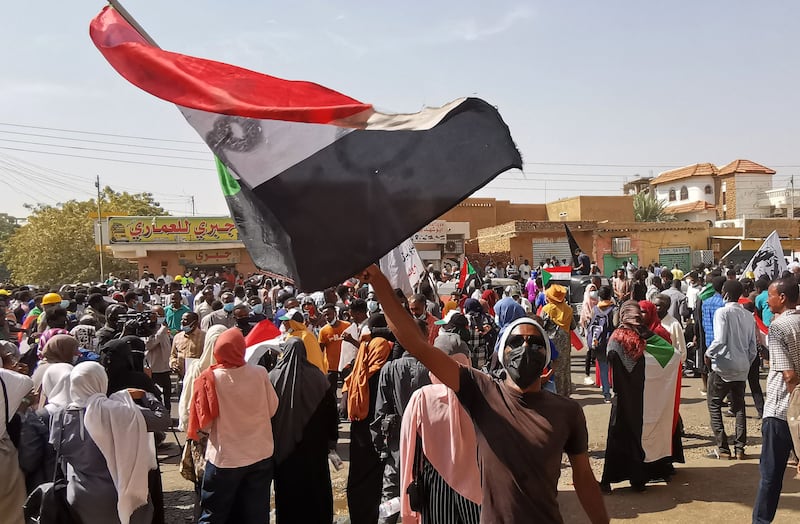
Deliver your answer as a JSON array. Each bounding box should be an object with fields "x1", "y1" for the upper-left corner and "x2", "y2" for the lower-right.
[
  {"x1": 668, "y1": 189, "x2": 676, "y2": 202},
  {"x1": 704, "y1": 185, "x2": 712, "y2": 195},
  {"x1": 611, "y1": 237, "x2": 631, "y2": 255},
  {"x1": 680, "y1": 186, "x2": 688, "y2": 200}
]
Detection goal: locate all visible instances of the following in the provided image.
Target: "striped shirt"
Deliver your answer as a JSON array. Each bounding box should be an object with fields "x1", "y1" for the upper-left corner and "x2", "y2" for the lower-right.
[
  {"x1": 763, "y1": 309, "x2": 800, "y2": 420},
  {"x1": 701, "y1": 293, "x2": 724, "y2": 348}
]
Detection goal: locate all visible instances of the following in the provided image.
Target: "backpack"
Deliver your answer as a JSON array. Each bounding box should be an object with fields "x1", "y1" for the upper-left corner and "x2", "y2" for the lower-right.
[{"x1": 587, "y1": 305, "x2": 615, "y2": 356}]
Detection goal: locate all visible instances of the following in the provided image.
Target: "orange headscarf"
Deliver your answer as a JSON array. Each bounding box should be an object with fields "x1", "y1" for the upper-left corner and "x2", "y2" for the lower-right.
[
  {"x1": 187, "y1": 328, "x2": 245, "y2": 440},
  {"x1": 442, "y1": 300, "x2": 458, "y2": 316},
  {"x1": 344, "y1": 337, "x2": 392, "y2": 421}
]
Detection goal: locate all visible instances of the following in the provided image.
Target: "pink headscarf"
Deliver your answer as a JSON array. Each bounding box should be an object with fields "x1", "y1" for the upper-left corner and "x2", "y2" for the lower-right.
[{"x1": 399, "y1": 353, "x2": 481, "y2": 522}]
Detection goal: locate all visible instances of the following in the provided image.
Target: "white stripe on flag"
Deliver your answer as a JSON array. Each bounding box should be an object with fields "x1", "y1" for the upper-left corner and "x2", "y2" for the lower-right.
[
  {"x1": 180, "y1": 106, "x2": 354, "y2": 187},
  {"x1": 641, "y1": 350, "x2": 680, "y2": 463}
]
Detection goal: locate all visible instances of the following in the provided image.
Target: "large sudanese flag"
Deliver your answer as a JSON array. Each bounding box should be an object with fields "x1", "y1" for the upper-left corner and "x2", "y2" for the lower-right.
[{"x1": 89, "y1": 6, "x2": 523, "y2": 291}]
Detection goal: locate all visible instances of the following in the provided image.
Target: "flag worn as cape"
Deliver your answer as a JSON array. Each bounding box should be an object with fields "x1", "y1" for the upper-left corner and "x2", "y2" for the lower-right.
[
  {"x1": 564, "y1": 224, "x2": 581, "y2": 267},
  {"x1": 641, "y1": 334, "x2": 681, "y2": 462},
  {"x1": 742, "y1": 230, "x2": 788, "y2": 282},
  {"x1": 90, "y1": 7, "x2": 522, "y2": 291}
]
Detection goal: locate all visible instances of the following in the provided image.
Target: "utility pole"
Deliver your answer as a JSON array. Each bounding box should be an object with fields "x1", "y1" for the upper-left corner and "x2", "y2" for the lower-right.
[
  {"x1": 96, "y1": 175, "x2": 105, "y2": 282},
  {"x1": 790, "y1": 175, "x2": 795, "y2": 220},
  {"x1": 191, "y1": 195, "x2": 196, "y2": 216}
]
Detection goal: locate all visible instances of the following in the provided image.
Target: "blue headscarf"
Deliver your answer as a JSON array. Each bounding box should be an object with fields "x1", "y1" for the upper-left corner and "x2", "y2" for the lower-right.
[{"x1": 493, "y1": 297, "x2": 527, "y2": 354}]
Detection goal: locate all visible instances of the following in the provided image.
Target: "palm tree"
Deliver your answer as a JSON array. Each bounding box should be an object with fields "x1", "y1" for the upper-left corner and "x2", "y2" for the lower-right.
[{"x1": 633, "y1": 192, "x2": 675, "y2": 222}]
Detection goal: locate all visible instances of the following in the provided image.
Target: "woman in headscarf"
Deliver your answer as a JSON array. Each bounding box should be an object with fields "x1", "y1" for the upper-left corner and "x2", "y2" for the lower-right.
[
  {"x1": 178, "y1": 325, "x2": 227, "y2": 519},
  {"x1": 51, "y1": 361, "x2": 169, "y2": 524},
  {"x1": 541, "y1": 284, "x2": 576, "y2": 397},
  {"x1": 441, "y1": 300, "x2": 458, "y2": 318},
  {"x1": 270, "y1": 338, "x2": 339, "y2": 523},
  {"x1": 31, "y1": 333, "x2": 78, "y2": 390},
  {"x1": 279, "y1": 309, "x2": 329, "y2": 374},
  {"x1": 100, "y1": 336, "x2": 160, "y2": 398},
  {"x1": 489, "y1": 297, "x2": 527, "y2": 374},
  {"x1": 600, "y1": 301, "x2": 683, "y2": 493},
  {"x1": 463, "y1": 298, "x2": 497, "y2": 369},
  {"x1": 399, "y1": 352, "x2": 481, "y2": 524},
  {"x1": 18, "y1": 363, "x2": 70, "y2": 492},
  {"x1": 343, "y1": 314, "x2": 393, "y2": 524},
  {"x1": 189, "y1": 328, "x2": 279, "y2": 523},
  {"x1": 639, "y1": 300, "x2": 671, "y2": 343}
]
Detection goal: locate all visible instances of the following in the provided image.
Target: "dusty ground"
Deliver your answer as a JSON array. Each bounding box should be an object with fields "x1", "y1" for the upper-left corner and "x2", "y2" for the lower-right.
[{"x1": 159, "y1": 351, "x2": 800, "y2": 523}]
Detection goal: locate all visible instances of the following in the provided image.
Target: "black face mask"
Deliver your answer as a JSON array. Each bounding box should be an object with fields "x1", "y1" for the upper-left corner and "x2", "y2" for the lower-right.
[
  {"x1": 236, "y1": 318, "x2": 250, "y2": 329},
  {"x1": 502, "y1": 339, "x2": 548, "y2": 390}
]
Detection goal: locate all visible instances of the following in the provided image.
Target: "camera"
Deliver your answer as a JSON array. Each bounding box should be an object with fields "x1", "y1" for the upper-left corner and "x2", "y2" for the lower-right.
[{"x1": 118, "y1": 312, "x2": 158, "y2": 338}]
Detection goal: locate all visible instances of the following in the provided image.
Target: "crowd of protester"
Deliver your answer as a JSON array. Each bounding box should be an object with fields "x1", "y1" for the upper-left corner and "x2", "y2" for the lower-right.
[{"x1": 0, "y1": 255, "x2": 799, "y2": 523}]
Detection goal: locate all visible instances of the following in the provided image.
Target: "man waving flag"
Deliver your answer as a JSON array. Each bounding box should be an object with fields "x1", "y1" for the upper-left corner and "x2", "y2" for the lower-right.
[{"x1": 89, "y1": 6, "x2": 522, "y2": 290}]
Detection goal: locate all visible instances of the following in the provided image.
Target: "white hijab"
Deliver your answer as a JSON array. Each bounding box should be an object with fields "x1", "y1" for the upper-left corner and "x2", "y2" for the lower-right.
[
  {"x1": 69, "y1": 362, "x2": 155, "y2": 524},
  {"x1": 41, "y1": 363, "x2": 72, "y2": 415},
  {"x1": 178, "y1": 324, "x2": 227, "y2": 432}
]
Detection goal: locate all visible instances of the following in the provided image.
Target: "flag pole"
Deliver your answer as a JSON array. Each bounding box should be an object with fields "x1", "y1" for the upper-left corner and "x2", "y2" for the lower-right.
[{"x1": 106, "y1": 0, "x2": 160, "y2": 48}]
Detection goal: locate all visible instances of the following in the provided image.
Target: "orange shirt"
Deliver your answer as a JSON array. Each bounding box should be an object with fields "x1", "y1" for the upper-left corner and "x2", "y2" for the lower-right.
[{"x1": 318, "y1": 320, "x2": 351, "y2": 372}]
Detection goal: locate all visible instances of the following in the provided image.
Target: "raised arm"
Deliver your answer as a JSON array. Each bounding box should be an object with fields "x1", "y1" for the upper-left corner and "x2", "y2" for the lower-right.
[{"x1": 362, "y1": 265, "x2": 461, "y2": 392}]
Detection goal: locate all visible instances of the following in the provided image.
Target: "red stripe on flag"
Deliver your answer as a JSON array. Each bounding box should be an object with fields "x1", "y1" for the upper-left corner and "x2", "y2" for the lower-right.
[
  {"x1": 547, "y1": 266, "x2": 573, "y2": 274},
  {"x1": 458, "y1": 257, "x2": 469, "y2": 290},
  {"x1": 245, "y1": 319, "x2": 282, "y2": 347},
  {"x1": 89, "y1": 7, "x2": 372, "y2": 124}
]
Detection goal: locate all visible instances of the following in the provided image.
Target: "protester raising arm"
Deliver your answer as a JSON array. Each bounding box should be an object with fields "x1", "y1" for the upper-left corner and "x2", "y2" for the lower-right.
[{"x1": 361, "y1": 265, "x2": 461, "y2": 392}]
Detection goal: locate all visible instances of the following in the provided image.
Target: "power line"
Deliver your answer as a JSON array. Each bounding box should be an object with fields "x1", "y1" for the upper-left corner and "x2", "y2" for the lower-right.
[
  {"x1": 0, "y1": 146, "x2": 216, "y2": 171},
  {"x1": 0, "y1": 137, "x2": 211, "y2": 162},
  {"x1": 0, "y1": 121, "x2": 203, "y2": 144},
  {"x1": 0, "y1": 129, "x2": 208, "y2": 154}
]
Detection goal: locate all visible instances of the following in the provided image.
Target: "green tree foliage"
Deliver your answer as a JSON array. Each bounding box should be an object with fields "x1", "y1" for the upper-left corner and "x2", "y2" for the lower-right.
[
  {"x1": 633, "y1": 192, "x2": 676, "y2": 222},
  {"x1": 0, "y1": 213, "x2": 21, "y2": 282},
  {"x1": 2, "y1": 188, "x2": 167, "y2": 286}
]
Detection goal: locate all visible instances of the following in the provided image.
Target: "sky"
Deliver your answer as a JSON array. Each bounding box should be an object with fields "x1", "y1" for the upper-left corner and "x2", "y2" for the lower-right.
[{"x1": 2, "y1": 1, "x2": 799, "y2": 219}]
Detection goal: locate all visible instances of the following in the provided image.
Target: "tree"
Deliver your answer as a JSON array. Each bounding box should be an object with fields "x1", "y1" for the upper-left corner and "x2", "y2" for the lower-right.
[
  {"x1": 2, "y1": 188, "x2": 167, "y2": 286},
  {"x1": 0, "y1": 213, "x2": 21, "y2": 282},
  {"x1": 633, "y1": 192, "x2": 676, "y2": 222}
]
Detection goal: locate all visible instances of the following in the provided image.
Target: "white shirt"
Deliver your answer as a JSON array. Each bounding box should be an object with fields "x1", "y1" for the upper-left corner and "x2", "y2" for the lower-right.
[
  {"x1": 338, "y1": 320, "x2": 367, "y2": 372},
  {"x1": 661, "y1": 314, "x2": 687, "y2": 363}
]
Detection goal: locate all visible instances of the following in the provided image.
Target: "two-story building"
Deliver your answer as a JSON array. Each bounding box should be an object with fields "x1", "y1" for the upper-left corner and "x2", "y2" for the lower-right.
[{"x1": 650, "y1": 159, "x2": 775, "y2": 221}]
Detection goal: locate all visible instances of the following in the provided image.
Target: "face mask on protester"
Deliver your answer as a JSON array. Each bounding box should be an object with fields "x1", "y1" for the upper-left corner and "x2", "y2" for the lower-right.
[
  {"x1": 502, "y1": 334, "x2": 549, "y2": 390},
  {"x1": 223, "y1": 302, "x2": 235, "y2": 313},
  {"x1": 252, "y1": 304, "x2": 263, "y2": 315},
  {"x1": 236, "y1": 318, "x2": 250, "y2": 330},
  {"x1": 60, "y1": 300, "x2": 70, "y2": 309},
  {"x1": 367, "y1": 300, "x2": 379, "y2": 314},
  {"x1": 157, "y1": 316, "x2": 166, "y2": 325},
  {"x1": 589, "y1": 291, "x2": 598, "y2": 300},
  {"x1": 181, "y1": 322, "x2": 195, "y2": 333}
]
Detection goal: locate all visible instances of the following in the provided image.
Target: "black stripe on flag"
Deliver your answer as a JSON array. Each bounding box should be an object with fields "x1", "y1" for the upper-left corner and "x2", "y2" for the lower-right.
[{"x1": 234, "y1": 98, "x2": 521, "y2": 290}]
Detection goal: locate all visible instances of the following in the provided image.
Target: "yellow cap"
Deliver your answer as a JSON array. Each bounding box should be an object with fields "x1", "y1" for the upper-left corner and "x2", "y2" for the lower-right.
[
  {"x1": 42, "y1": 292, "x2": 63, "y2": 305},
  {"x1": 0, "y1": 289, "x2": 11, "y2": 297}
]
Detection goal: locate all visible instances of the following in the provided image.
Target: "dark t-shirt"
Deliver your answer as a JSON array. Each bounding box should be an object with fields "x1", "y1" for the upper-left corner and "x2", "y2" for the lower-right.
[
  {"x1": 578, "y1": 253, "x2": 591, "y2": 275},
  {"x1": 456, "y1": 366, "x2": 589, "y2": 523}
]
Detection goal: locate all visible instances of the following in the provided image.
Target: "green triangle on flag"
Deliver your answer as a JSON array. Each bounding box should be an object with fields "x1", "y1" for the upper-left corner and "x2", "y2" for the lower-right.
[
  {"x1": 542, "y1": 269, "x2": 552, "y2": 286},
  {"x1": 645, "y1": 334, "x2": 676, "y2": 368}
]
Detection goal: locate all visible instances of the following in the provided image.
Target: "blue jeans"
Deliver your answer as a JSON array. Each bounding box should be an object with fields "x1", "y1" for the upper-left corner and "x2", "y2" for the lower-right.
[
  {"x1": 597, "y1": 358, "x2": 611, "y2": 399},
  {"x1": 200, "y1": 457, "x2": 274, "y2": 523},
  {"x1": 752, "y1": 417, "x2": 794, "y2": 523}
]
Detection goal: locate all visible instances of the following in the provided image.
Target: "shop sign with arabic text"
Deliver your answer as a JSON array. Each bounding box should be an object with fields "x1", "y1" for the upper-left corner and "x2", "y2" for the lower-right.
[{"x1": 107, "y1": 217, "x2": 239, "y2": 243}]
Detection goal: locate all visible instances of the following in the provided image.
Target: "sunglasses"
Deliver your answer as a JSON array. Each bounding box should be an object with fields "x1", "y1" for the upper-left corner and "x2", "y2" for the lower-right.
[{"x1": 506, "y1": 334, "x2": 544, "y2": 348}]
